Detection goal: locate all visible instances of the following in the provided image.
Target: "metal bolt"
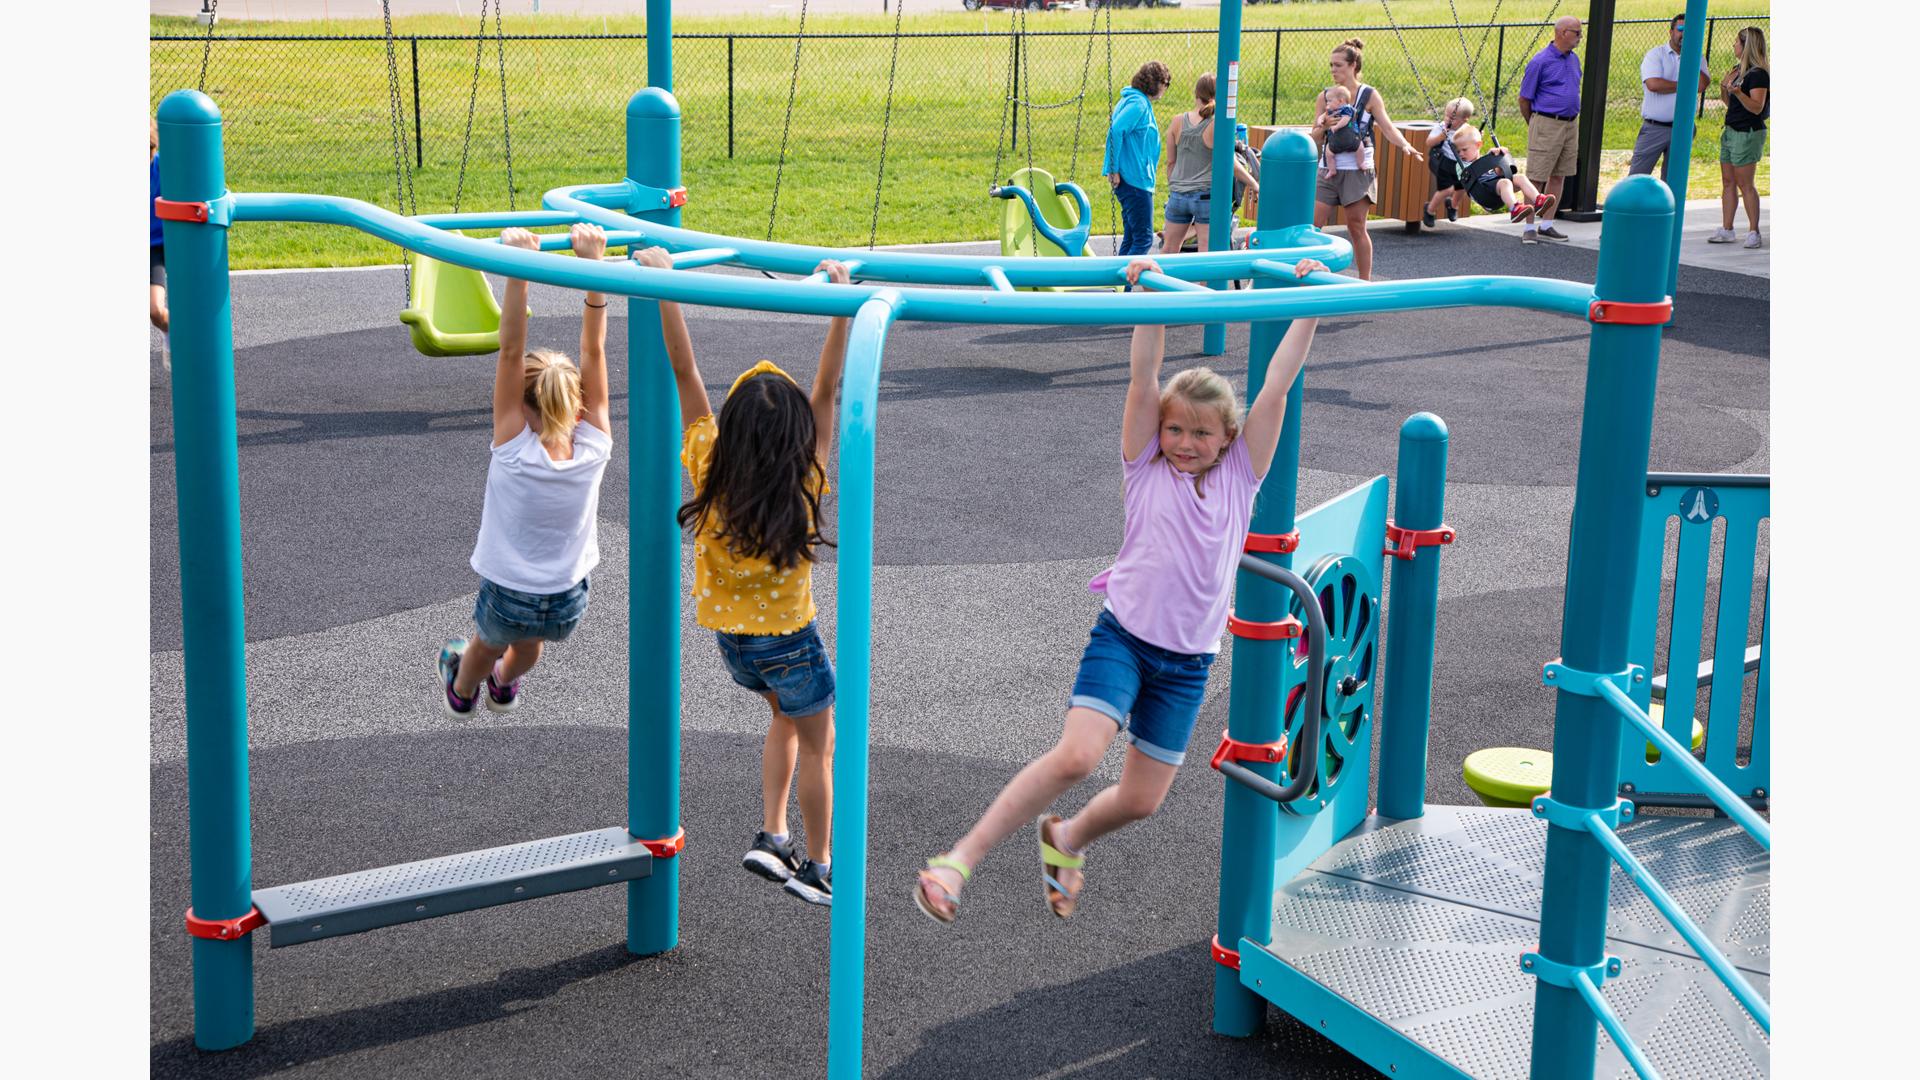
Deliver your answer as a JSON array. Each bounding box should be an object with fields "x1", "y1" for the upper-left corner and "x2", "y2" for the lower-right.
[
  {"x1": 1647, "y1": 486, "x2": 1661, "y2": 497},
  {"x1": 1320, "y1": 1019, "x2": 1328, "y2": 1028},
  {"x1": 1622, "y1": 784, "x2": 1636, "y2": 793},
  {"x1": 1523, "y1": 958, "x2": 1534, "y2": 969},
  {"x1": 1753, "y1": 788, "x2": 1767, "y2": 798},
  {"x1": 1544, "y1": 669, "x2": 1557, "y2": 680},
  {"x1": 415, "y1": 904, "x2": 427, "y2": 912},
  {"x1": 1633, "y1": 672, "x2": 1645, "y2": 683}
]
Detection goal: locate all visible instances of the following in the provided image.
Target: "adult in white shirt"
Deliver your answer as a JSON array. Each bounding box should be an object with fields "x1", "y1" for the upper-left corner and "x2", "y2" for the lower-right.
[{"x1": 1629, "y1": 13, "x2": 1712, "y2": 180}]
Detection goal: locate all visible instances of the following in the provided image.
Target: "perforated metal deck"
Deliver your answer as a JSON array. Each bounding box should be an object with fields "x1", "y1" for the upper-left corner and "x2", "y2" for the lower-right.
[
  {"x1": 252, "y1": 826, "x2": 653, "y2": 947},
  {"x1": 1243, "y1": 807, "x2": 1768, "y2": 1079}
]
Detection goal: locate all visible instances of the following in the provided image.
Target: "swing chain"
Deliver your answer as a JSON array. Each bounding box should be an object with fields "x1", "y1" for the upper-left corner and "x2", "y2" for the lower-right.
[
  {"x1": 1376, "y1": 0, "x2": 1443, "y2": 119},
  {"x1": 766, "y1": 0, "x2": 811, "y2": 244},
  {"x1": 381, "y1": 0, "x2": 419, "y2": 303},
  {"x1": 197, "y1": 0, "x2": 219, "y2": 93},
  {"x1": 867, "y1": 0, "x2": 907, "y2": 250},
  {"x1": 494, "y1": 0, "x2": 517, "y2": 211}
]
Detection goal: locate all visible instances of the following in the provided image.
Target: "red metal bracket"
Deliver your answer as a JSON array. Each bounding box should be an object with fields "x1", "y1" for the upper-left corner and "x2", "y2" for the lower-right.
[
  {"x1": 154, "y1": 197, "x2": 209, "y2": 223},
  {"x1": 1588, "y1": 298, "x2": 1672, "y2": 325},
  {"x1": 1227, "y1": 614, "x2": 1304, "y2": 640},
  {"x1": 185, "y1": 905, "x2": 267, "y2": 941},
  {"x1": 639, "y1": 827, "x2": 687, "y2": 859},
  {"x1": 1211, "y1": 934, "x2": 1241, "y2": 971},
  {"x1": 1244, "y1": 530, "x2": 1300, "y2": 555},
  {"x1": 1385, "y1": 519, "x2": 1456, "y2": 561},
  {"x1": 667, "y1": 187, "x2": 689, "y2": 208},
  {"x1": 1210, "y1": 729, "x2": 1289, "y2": 773}
]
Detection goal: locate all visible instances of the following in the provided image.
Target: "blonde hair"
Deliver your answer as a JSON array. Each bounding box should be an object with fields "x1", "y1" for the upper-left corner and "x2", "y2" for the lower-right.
[
  {"x1": 523, "y1": 349, "x2": 584, "y2": 448},
  {"x1": 1735, "y1": 26, "x2": 1768, "y2": 78},
  {"x1": 1443, "y1": 96, "x2": 1476, "y2": 120},
  {"x1": 1324, "y1": 84, "x2": 1352, "y2": 104},
  {"x1": 1456, "y1": 123, "x2": 1483, "y2": 147},
  {"x1": 1161, "y1": 367, "x2": 1242, "y2": 497}
]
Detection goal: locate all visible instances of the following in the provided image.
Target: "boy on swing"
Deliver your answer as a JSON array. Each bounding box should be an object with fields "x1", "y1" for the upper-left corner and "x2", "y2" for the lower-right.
[{"x1": 1432, "y1": 123, "x2": 1558, "y2": 241}]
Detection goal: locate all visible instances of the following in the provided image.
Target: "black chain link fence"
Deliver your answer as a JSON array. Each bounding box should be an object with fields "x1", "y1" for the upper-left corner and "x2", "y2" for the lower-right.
[{"x1": 152, "y1": 15, "x2": 1768, "y2": 259}]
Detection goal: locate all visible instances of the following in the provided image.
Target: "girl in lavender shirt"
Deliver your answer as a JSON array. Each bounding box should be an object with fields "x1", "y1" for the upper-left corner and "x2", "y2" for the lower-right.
[{"x1": 914, "y1": 257, "x2": 1327, "y2": 925}]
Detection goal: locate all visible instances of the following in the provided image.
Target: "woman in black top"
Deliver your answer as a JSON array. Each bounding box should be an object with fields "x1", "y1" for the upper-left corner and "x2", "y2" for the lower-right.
[{"x1": 1710, "y1": 26, "x2": 1769, "y2": 248}]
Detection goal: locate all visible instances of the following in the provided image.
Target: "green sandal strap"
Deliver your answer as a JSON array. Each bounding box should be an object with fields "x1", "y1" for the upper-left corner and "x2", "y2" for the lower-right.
[
  {"x1": 925, "y1": 854, "x2": 972, "y2": 881},
  {"x1": 1038, "y1": 826, "x2": 1085, "y2": 870}
]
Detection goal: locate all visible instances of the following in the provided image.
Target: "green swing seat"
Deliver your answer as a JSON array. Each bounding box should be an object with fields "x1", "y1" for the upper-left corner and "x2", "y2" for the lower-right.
[
  {"x1": 399, "y1": 236, "x2": 507, "y2": 357},
  {"x1": 996, "y1": 166, "x2": 1110, "y2": 294}
]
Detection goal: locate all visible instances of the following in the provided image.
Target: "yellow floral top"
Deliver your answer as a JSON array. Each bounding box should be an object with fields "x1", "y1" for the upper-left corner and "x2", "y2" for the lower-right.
[{"x1": 680, "y1": 361, "x2": 826, "y2": 635}]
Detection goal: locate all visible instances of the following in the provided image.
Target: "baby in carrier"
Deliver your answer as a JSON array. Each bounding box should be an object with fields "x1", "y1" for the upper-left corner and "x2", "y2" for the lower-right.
[{"x1": 1317, "y1": 84, "x2": 1369, "y2": 177}]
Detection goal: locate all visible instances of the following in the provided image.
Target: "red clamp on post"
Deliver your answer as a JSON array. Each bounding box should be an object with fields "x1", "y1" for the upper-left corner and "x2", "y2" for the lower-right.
[
  {"x1": 1209, "y1": 729, "x2": 1288, "y2": 773},
  {"x1": 1588, "y1": 298, "x2": 1672, "y2": 325},
  {"x1": 1384, "y1": 519, "x2": 1456, "y2": 561},
  {"x1": 1244, "y1": 530, "x2": 1299, "y2": 555},
  {"x1": 667, "y1": 187, "x2": 689, "y2": 208},
  {"x1": 639, "y1": 827, "x2": 687, "y2": 859},
  {"x1": 1227, "y1": 614, "x2": 1303, "y2": 640},
  {"x1": 1211, "y1": 934, "x2": 1242, "y2": 971},
  {"x1": 185, "y1": 905, "x2": 267, "y2": 941},
  {"x1": 154, "y1": 197, "x2": 210, "y2": 224}
]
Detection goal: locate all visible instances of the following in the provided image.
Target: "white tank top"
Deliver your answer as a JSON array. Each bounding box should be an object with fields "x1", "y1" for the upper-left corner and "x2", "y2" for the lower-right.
[
  {"x1": 470, "y1": 422, "x2": 614, "y2": 594},
  {"x1": 1330, "y1": 84, "x2": 1376, "y2": 172}
]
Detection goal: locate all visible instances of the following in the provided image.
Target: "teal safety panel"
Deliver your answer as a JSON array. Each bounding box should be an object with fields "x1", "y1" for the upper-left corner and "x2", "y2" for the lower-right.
[
  {"x1": 1621, "y1": 474, "x2": 1769, "y2": 806},
  {"x1": 1272, "y1": 475, "x2": 1389, "y2": 885},
  {"x1": 253, "y1": 827, "x2": 654, "y2": 947}
]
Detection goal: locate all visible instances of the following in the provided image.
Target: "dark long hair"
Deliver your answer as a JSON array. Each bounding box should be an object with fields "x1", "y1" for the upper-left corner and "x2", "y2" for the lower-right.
[{"x1": 677, "y1": 374, "x2": 832, "y2": 571}]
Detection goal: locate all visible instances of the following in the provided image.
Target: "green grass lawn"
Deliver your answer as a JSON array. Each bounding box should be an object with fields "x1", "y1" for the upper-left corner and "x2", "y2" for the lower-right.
[{"x1": 152, "y1": 3, "x2": 1770, "y2": 268}]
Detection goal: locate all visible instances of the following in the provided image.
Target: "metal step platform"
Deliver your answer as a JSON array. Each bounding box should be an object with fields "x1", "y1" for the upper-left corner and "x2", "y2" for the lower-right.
[
  {"x1": 252, "y1": 827, "x2": 654, "y2": 948},
  {"x1": 1240, "y1": 806, "x2": 1768, "y2": 1079}
]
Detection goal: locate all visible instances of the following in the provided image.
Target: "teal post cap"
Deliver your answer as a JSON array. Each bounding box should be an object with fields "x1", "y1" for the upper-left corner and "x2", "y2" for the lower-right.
[
  {"x1": 1602, "y1": 174, "x2": 1675, "y2": 217},
  {"x1": 628, "y1": 87, "x2": 682, "y2": 119},
  {"x1": 1399, "y1": 412, "x2": 1449, "y2": 442},
  {"x1": 159, "y1": 89, "x2": 222, "y2": 125},
  {"x1": 1259, "y1": 130, "x2": 1318, "y2": 165}
]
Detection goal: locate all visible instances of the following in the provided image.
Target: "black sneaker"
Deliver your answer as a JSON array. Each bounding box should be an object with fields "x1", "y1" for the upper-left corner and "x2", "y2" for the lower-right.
[
  {"x1": 1421, "y1": 207, "x2": 1435, "y2": 229},
  {"x1": 438, "y1": 638, "x2": 478, "y2": 718},
  {"x1": 784, "y1": 859, "x2": 832, "y2": 906},
  {"x1": 484, "y1": 663, "x2": 521, "y2": 713},
  {"x1": 1446, "y1": 202, "x2": 1458, "y2": 222},
  {"x1": 743, "y1": 832, "x2": 802, "y2": 883}
]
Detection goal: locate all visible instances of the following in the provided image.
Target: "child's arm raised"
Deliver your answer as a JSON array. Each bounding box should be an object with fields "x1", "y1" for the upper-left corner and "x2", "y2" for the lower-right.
[
  {"x1": 632, "y1": 246, "x2": 711, "y2": 431},
  {"x1": 1121, "y1": 258, "x2": 1168, "y2": 462},
  {"x1": 572, "y1": 224, "x2": 614, "y2": 436},
  {"x1": 809, "y1": 259, "x2": 853, "y2": 465},
  {"x1": 493, "y1": 228, "x2": 539, "y2": 447},
  {"x1": 1243, "y1": 259, "x2": 1327, "y2": 478}
]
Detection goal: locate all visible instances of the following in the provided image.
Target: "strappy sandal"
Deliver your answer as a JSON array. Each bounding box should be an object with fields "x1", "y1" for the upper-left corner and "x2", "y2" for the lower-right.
[
  {"x1": 914, "y1": 854, "x2": 971, "y2": 925},
  {"x1": 1036, "y1": 815, "x2": 1085, "y2": 919}
]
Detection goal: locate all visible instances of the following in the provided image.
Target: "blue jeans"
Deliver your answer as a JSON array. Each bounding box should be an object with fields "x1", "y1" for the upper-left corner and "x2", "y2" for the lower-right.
[
  {"x1": 1113, "y1": 182, "x2": 1156, "y2": 289},
  {"x1": 716, "y1": 621, "x2": 836, "y2": 719},
  {"x1": 1164, "y1": 189, "x2": 1211, "y2": 225},
  {"x1": 1069, "y1": 609, "x2": 1216, "y2": 766},
  {"x1": 473, "y1": 577, "x2": 590, "y2": 646}
]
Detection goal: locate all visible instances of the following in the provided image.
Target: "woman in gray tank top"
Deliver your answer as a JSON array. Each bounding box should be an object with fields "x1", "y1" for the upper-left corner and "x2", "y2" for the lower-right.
[{"x1": 1160, "y1": 73, "x2": 1258, "y2": 258}]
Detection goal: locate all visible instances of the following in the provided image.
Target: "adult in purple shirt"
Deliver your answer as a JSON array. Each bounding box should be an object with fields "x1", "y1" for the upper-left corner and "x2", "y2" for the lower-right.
[{"x1": 1517, "y1": 16, "x2": 1583, "y2": 243}]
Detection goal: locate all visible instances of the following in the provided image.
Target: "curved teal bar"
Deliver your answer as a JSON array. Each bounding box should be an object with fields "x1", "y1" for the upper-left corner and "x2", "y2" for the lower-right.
[{"x1": 828, "y1": 293, "x2": 905, "y2": 1080}]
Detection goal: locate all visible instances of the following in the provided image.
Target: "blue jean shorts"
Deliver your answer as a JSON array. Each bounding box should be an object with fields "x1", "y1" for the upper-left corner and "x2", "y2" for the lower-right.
[
  {"x1": 716, "y1": 620, "x2": 836, "y2": 719},
  {"x1": 473, "y1": 576, "x2": 590, "y2": 647},
  {"x1": 1069, "y1": 609, "x2": 1216, "y2": 766},
  {"x1": 1165, "y1": 189, "x2": 1212, "y2": 225}
]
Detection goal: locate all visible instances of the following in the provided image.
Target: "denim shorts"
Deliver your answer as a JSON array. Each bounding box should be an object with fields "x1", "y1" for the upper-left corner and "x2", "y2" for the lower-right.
[
  {"x1": 1165, "y1": 189, "x2": 1212, "y2": 225},
  {"x1": 716, "y1": 620, "x2": 836, "y2": 719},
  {"x1": 1069, "y1": 609, "x2": 1216, "y2": 766},
  {"x1": 473, "y1": 576, "x2": 590, "y2": 646}
]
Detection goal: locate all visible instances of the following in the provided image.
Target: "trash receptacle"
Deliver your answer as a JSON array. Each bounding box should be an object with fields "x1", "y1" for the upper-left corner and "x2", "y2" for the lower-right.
[{"x1": 1374, "y1": 120, "x2": 1439, "y2": 232}]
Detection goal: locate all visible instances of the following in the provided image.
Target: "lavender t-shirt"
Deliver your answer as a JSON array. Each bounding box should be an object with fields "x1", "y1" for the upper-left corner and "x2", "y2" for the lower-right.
[{"x1": 1089, "y1": 436, "x2": 1264, "y2": 655}]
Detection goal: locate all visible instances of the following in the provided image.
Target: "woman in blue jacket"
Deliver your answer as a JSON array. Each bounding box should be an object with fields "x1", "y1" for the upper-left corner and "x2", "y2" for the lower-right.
[{"x1": 1103, "y1": 61, "x2": 1172, "y2": 266}]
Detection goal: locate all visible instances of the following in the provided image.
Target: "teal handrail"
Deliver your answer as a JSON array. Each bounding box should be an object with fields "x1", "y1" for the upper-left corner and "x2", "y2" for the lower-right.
[{"x1": 1596, "y1": 680, "x2": 1770, "y2": 849}]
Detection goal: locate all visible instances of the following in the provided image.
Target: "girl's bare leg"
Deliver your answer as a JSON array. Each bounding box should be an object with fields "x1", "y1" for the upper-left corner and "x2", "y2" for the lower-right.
[
  {"x1": 1044, "y1": 745, "x2": 1181, "y2": 899},
  {"x1": 455, "y1": 637, "x2": 542, "y2": 697},
  {"x1": 790, "y1": 705, "x2": 835, "y2": 863},
  {"x1": 759, "y1": 693, "x2": 800, "y2": 837},
  {"x1": 1160, "y1": 220, "x2": 1191, "y2": 256}
]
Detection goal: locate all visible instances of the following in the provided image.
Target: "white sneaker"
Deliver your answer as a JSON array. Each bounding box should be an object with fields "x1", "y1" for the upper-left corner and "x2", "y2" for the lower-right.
[
  {"x1": 1743, "y1": 232, "x2": 1763, "y2": 250},
  {"x1": 1707, "y1": 227, "x2": 1736, "y2": 244}
]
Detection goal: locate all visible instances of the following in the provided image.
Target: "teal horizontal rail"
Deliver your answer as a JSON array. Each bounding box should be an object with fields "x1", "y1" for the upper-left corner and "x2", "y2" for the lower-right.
[
  {"x1": 414, "y1": 210, "x2": 582, "y2": 230},
  {"x1": 230, "y1": 191, "x2": 1598, "y2": 326},
  {"x1": 1583, "y1": 814, "x2": 1771, "y2": 1033},
  {"x1": 1595, "y1": 680, "x2": 1770, "y2": 848},
  {"x1": 1570, "y1": 968, "x2": 1662, "y2": 1080}
]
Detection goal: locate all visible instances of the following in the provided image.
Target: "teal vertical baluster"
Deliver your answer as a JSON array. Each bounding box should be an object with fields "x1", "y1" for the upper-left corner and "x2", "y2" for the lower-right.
[
  {"x1": 1212, "y1": 129, "x2": 1314, "y2": 1038},
  {"x1": 646, "y1": 0, "x2": 672, "y2": 91},
  {"x1": 1663, "y1": 0, "x2": 1709, "y2": 306},
  {"x1": 1376, "y1": 413, "x2": 1449, "y2": 820},
  {"x1": 626, "y1": 86, "x2": 684, "y2": 957},
  {"x1": 829, "y1": 293, "x2": 903, "y2": 1080},
  {"x1": 1529, "y1": 175, "x2": 1673, "y2": 1080},
  {"x1": 161, "y1": 88, "x2": 255, "y2": 1052},
  {"x1": 1203, "y1": 0, "x2": 1246, "y2": 356}
]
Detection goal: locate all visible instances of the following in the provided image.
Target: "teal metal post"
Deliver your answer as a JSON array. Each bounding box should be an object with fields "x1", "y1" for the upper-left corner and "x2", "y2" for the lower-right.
[
  {"x1": 646, "y1": 0, "x2": 672, "y2": 91},
  {"x1": 1212, "y1": 130, "x2": 1315, "y2": 1038},
  {"x1": 1663, "y1": 0, "x2": 1709, "y2": 304},
  {"x1": 1528, "y1": 175, "x2": 1674, "y2": 1080},
  {"x1": 626, "y1": 87, "x2": 684, "y2": 957},
  {"x1": 1375, "y1": 413, "x2": 1448, "y2": 820},
  {"x1": 1203, "y1": 0, "x2": 1246, "y2": 357},
  {"x1": 161, "y1": 89, "x2": 255, "y2": 1052},
  {"x1": 829, "y1": 293, "x2": 904, "y2": 1080}
]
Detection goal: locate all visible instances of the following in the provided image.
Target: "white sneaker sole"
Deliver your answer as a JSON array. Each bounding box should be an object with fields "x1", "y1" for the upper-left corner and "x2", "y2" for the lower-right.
[
  {"x1": 783, "y1": 878, "x2": 832, "y2": 906},
  {"x1": 483, "y1": 686, "x2": 521, "y2": 713},
  {"x1": 743, "y1": 850, "x2": 795, "y2": 883}
]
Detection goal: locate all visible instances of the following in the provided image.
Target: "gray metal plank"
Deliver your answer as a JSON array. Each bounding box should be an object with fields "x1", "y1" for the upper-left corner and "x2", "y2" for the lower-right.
[{"x1": 253, "y1": 826, "x2": 652, "y2": 947}]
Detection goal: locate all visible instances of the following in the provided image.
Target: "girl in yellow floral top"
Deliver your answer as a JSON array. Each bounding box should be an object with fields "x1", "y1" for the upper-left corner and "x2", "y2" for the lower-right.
[{"x1": 638, "y1": 247, "x2": 851, "y2": 908}]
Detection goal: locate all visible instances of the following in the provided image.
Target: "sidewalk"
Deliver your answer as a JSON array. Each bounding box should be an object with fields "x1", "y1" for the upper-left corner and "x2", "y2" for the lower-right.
[{"x1": 1453, "y1": 197, "x2": 1770, "y2": 280}]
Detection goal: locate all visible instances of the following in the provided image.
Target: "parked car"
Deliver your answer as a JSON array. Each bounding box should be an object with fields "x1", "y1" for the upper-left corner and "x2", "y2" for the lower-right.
[{"x1": 962, "y1": 0, "x2": 1083, "y2": 10}]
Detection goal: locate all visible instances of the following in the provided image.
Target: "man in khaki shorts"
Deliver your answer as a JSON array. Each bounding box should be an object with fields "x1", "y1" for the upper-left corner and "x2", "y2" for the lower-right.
[{"x1": 1517, "y1": 16, "x2": 1583, "y2": 243}]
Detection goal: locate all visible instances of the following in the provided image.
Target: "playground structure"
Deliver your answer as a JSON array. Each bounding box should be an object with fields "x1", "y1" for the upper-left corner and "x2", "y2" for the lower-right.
[{"x1": 159, "y1": 2, "x2": 1765, "y2": 1078}]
